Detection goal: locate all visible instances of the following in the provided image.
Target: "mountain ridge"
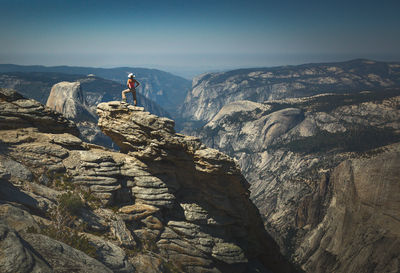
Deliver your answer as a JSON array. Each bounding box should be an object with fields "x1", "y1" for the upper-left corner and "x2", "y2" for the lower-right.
[
  {"x1": 191, "y1": 89, "x2": 400, "y2": 272},
  {"x1": 0, "y1": 87, "x2": 300, "y2": 273},
  {"x1": 0, "y1": 64, "x2": 191, "y2": 116},
  {"x1": 0, "y1": 71, "x2": 169, "y2": 116},
  {"x1": 180, "y1": 59, "x2": 400, "y2": 127}
]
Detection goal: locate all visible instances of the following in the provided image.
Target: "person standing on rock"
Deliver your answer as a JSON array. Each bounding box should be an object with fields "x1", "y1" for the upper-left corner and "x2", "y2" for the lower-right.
[{"x1": 122, "y1": 73, "x2": 140, "y2": 106}]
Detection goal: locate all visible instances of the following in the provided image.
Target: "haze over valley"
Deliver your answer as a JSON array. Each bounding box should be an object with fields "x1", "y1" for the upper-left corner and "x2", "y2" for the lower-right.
[{"x1": 1, "y1": 0, "x2": 400, "y2": 272}]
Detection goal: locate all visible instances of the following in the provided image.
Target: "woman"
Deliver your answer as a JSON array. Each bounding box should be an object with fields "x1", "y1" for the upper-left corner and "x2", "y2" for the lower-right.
[{"x1": 122, "y1": 73, "x2": 140, "y2": 106}]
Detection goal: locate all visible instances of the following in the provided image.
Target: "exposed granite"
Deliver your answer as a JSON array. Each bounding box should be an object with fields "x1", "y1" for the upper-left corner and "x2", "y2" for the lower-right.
[
  {"x1": 0, "y1": 89, "x2": 299, "y2": 273},
  {"x1": 193, "y1": 91, "x2": 400, "y2": 272}
]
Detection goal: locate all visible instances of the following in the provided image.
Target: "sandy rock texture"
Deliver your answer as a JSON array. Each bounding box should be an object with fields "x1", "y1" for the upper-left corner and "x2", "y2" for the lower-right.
[{"x1": 0, "y1": 88, "x2": 299, "y2": 273}]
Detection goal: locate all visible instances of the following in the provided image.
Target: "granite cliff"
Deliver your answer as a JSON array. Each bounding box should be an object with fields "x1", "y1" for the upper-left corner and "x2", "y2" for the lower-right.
[
  {"x1": 0, "y1": 64, "x2": 191, "y2": 117},
  {"x1": 0, "y1": 72, "x2": 172, "y2": 148},
  {"x1": 194, "y1": 89, "x2": 400, "y2": 272},
  {"x1": 0, "y1": 72, "x2": 169, "y2": 118},
  {"x1": 46, "y1": 81, "x2": 95, "y2": 121},
  {"x1": 180, "y1": 59, "x2": 400, "y2": 127},
  {"x1": 46, "y1": 81, "x2": 113, "y2": 148},
  {"x1": 0, "y1": 88, "x2": 298, "y2": 273}
]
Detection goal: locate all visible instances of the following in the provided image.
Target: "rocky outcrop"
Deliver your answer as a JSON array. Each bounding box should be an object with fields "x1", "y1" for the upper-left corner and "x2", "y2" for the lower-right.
[
  {"x1": 95, "y1": 101, "x2": 298, "y2": 272},
  {"x1": 0, "y1": 88, "x2": 299, "y2": 273},
  {"x1": 0, "y1": 64, "x2": 191, "y2": 118},
  {"x1": 0, "y1": 73, "x2": 171, "y2": 148},
  {"x1": 0, "y1": 88, "x2": 79, "y2": 135},
  {"x1": 194, "y1": 90, "x2": 400, "y2": 272},
  {"x1": 0, "y1": 205, "x2": 113, "y2": 273},
  {"x1": 180, "y1": 59, "x2": 400, "y2": 126}
]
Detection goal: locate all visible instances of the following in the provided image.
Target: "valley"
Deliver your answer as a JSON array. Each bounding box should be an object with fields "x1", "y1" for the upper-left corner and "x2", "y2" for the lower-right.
[{"x1": 1, "y1": 59, "x2": 399, "y2": 272}]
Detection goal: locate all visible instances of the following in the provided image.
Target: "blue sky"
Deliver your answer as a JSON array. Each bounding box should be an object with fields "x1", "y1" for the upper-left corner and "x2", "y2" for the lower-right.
[{"x1": 1, "y1": 0, "x2": 399, "y2": 75}]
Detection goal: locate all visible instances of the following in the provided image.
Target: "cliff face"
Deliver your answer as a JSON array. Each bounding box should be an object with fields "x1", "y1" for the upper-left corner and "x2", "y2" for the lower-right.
[
  {"x1": 46, "y1": 81, "x2": 95, "y2": 121},
  {"x1": 0, "y1": 72, "x2": 173, "y2": 148},
  {"x1": 95, "y1": 101, "x2": 298, "y2": 272},
  {"x1": 297, "y1": 148, "x2": 400, "y2": 272},
  {"x1": 0, "y1": 72, "x2": 170, "y2": 118},
  {"x1": 180, "y1": 59, "x2": 400, "y2": 126},
  {"x1": 45, "y1": 81, "x2": 113, "y2": 148},
  {"x1": 0, "y1": 64, "x2": 191, "y2": 117},
  {"x1": 0, "y1": 88, "x2": 298, "y2": 273},
  {"x1": 194, "y1": 90, "x2": 400, "y2": 272}
]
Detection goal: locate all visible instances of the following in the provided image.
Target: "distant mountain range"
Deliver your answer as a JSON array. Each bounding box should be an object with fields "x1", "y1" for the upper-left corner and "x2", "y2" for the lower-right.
[
  {"x1": 0, "y1": 88, "x2": 299, "y2": 273},
  {"x1": 2, "y1": 59, "x2": 400, "y2": 273},
  {"x1": 0, "y1": 71, "x2": 169, "y2": 118},
  {"x1": 193, "y1": 90, "x2": 400, "y2": 272},
  {"x1": 0, "y1": 71, "x2": 170, "y2": 148},
  {"x1": 180, "y1": 59, "x2": 400, "y2": 272},
  {"x1": 180, "y1": 59, "x2": 400, "y2": 127},
  {"x1": 0, "y1": 64, "x2": 191, "y2": 116}
]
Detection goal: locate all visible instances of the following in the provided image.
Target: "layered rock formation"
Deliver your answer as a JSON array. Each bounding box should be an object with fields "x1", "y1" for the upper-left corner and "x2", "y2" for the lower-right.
[
  {"x1": 194, "y1": 90, "x2": 400, "y2": 272},
  {"x1": 0, "y1": 88, "x2": 298, "y2": 273},
  {"x1": 180, "y1": 59, "x2": 400, "y2": 126},
  {"x1": 0, "y1": 72, "x2": 173, "y2": 148},
  {"x1": 95, "y1": 101, "x2": 298, "y2": 272},
  {"x1": 0, "y1": 88, "x2": 79, "y2": 135}
]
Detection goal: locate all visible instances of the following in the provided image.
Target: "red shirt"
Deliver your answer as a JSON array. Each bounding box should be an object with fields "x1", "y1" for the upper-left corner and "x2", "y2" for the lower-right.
[{"x1": 127, "y1": 79, "x2": 137, "y2": 89}]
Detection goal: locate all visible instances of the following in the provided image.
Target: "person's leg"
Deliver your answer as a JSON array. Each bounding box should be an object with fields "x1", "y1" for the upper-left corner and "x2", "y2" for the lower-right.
[
  {"x1": 132, "y1": 89, "x2": 137, "y2": 106},
  {"x1": 122, "y1": 89, "x2": 130, "y2": 102}
]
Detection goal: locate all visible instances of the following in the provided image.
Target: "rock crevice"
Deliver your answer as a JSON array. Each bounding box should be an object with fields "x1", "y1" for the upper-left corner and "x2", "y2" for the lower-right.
[{"x1": 0, "y1": 89, "x2": 298, "y2": 273}]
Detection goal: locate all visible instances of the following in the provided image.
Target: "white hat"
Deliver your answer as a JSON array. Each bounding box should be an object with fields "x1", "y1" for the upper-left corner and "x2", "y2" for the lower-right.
[{"x1": 128, "y1": 73, "x2": 135, "y2": 78}]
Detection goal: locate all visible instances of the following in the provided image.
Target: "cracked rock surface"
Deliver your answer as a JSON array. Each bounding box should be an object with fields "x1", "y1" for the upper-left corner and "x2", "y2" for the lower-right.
[
  {"x1": 0, "y1": 89, "x2": 298, "y2": 273},
  {"x1": 193, "y1": 90, "x2": 400, "y2": 272}
]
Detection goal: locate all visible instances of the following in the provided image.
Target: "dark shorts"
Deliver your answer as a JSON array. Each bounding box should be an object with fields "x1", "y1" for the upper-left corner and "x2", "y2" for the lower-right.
[{"x1": 131, "y1": 89, "x2": 137, "y2": 101}]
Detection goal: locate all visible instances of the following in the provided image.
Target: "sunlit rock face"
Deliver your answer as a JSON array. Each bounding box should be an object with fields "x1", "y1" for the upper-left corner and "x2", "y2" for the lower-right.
[
  {"x1": 0, "y1": 73, "x2": 171, "y2": 148},
  {"x1": 46, "y1": 81, "x2": 95, "y2": 121},
  {"x1": 180, "y1": 59, "x2": 400, "y2": 127},
  {"x1": 296, "y1": 148, "x2": 400, "y2": 273},
  {"x1": 193, "y1": 90, "x2": 400, "y2": 273},
  {"x1": 0, "y1": 65, "x2": 191, "y2": 119},
  {"x1": 96, "y1": 100, "x2": 299, "y2": 272},
  {"x1": 45, "y1": 81, "x2": 114, "y2": 148},
  {"x1": 0, "y1": 89, "x2": 299, "y2": 273}
]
